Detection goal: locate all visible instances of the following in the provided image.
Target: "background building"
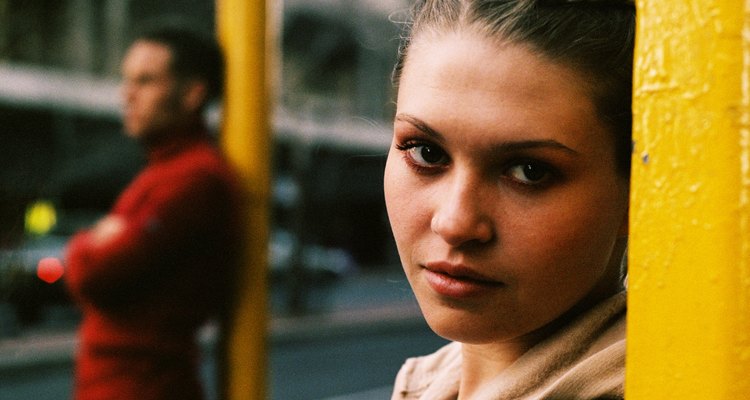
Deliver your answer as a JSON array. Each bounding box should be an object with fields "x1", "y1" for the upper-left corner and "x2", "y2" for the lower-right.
[{"x1": 1, "y1": 0, "x2": 409, "y2": 323}]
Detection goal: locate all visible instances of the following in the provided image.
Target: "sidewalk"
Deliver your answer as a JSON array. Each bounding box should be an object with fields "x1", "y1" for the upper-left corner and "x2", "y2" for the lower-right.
[{"x1": 0, "y1": 269, "x2": 424, "y2": 375}]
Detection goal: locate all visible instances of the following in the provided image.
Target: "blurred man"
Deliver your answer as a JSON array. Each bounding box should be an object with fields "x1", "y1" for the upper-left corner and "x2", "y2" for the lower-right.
[{"x1": 65, "y1": 23, "x2": 243, "y2": 400}]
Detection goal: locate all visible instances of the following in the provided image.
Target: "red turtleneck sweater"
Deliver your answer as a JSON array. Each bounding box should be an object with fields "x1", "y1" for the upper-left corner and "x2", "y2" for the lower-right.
[{"x1": 65, "y1": 131, "x2": 243, "y2": 400}]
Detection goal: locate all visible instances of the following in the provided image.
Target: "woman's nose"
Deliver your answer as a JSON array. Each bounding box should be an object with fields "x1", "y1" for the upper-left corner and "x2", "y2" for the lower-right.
[{"x1": 430, "y1": 177, "x2": 494, "y2": 247}]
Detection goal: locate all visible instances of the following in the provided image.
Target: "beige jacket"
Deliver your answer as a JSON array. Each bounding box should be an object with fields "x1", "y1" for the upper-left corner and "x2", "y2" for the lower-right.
[{"x1": 391, "y1": 292, "x2": 626, "y2": 400}]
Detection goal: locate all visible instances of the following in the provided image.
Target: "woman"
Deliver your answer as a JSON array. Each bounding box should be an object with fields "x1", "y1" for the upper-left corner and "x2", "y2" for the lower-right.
[{"x1": 384, "y1": 1, "x2": 634, "y2": 398}]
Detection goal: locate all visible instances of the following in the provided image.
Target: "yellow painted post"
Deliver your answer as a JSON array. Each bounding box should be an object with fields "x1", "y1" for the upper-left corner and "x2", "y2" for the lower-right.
[
  {"x1": 216, "y1": 1, "x2": 271, "y2": 399},
  {"x1": 627, "y1": 1, "x2": 750, "y2": 398}
]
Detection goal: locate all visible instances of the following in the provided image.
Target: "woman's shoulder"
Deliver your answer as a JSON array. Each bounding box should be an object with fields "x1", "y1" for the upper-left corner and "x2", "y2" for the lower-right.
[
  {"x1": 391, "y1": 292, "x2": 627, "y2": 400},
  {"x1": 539, "y1": 291, "x2": 627, "y2": 399}
]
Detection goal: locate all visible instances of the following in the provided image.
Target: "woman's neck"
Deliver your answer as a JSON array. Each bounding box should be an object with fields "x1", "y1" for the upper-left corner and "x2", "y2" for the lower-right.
[
  {"x1": 457, "y1": 278, "x2": 626, "y2": 399},
  {"x1": 459, "y1": 341, "x2": 528, "y2": 399}
]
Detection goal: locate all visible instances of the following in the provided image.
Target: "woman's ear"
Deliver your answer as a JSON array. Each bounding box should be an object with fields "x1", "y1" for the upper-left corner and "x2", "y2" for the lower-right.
[{"x1": 181, "y1": 80, "x2": 208, "y2": 113}]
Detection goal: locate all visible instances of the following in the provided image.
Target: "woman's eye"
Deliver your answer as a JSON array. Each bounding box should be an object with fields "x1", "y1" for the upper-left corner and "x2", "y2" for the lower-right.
[
  {"x1": 406, "y1": 144, "x2": 448, "y2": 167},
  {"x1": 506, "y1": 162, "x2": 552, "y2": 185}
]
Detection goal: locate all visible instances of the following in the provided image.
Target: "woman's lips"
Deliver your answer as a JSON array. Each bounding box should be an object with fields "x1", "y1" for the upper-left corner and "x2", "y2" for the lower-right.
[{"x1": 423, "y1": 262, "x2": 504, "y2": 298}]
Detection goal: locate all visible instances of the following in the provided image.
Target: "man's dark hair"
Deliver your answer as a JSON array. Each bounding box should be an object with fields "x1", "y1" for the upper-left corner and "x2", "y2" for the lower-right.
[{"x1": 131, "y1": 19, "x2": 225, "y2": 104}]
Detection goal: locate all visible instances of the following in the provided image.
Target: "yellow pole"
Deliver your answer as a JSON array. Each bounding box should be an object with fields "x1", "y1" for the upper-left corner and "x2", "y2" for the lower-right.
[
  {"x1": 627, "y1": 1, "x2": 750, "y2": 398},
  {"x1": 216, "y1": 1, "x2": 271, "y2": 399}
]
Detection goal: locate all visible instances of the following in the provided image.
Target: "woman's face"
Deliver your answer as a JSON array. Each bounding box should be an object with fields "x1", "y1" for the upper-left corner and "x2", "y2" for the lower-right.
[{"x1": 384, "y1": 31, "x2": 629, "y2": 347}]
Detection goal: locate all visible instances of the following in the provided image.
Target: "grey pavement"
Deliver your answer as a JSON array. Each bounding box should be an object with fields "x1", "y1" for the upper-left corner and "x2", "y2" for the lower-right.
[{"x1": 321, "y1": 386, "x2": 392, "y2": 400}]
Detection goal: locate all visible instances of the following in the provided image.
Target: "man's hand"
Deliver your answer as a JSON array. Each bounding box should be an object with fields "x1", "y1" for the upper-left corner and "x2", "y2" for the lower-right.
[{"x1": 90, "y1": 216, "x2": 126, "y2": 246}]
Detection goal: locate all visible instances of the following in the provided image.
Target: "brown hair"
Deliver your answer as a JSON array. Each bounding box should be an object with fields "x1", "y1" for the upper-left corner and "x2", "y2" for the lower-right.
[
  {"x1": 132, "y1": 19, "x2": 225, "y2": 104},
  {"x1": 393, "y1": 0, "x2": 635, "y2": 176}
]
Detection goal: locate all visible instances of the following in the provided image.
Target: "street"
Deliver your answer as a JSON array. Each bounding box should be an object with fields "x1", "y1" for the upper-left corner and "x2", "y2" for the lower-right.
[
  {"x1": 270, "y1": 320, "x2": 447, "y2": 399},
  {"x1": 0, "y1": 271, "x2": 449, "y2": 400},
  {"x1": 0, "y1": 317, "x2": 446, "y2": 400}
]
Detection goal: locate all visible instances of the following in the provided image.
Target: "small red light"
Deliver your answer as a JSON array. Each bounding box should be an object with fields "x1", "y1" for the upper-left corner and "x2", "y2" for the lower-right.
[{"x1": 37, "y1": 257, "x2": 64, "y2": 284}]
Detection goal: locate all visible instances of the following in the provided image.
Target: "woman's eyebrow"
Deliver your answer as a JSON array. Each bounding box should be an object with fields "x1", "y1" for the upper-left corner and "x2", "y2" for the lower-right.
[
  {"x1": 490, "y1": 140, "x2": 579, "y2": 155},
  {"x1": 396, "y1": 113, "x2": 579, "y2": 155},
  {"x1": 395, "y1": 113, "x2": 444, "y2": 140}
]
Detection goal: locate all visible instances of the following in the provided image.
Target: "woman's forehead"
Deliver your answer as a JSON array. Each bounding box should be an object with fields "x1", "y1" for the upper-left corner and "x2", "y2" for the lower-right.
[
  {"x1": 399, "y1": 33, "x2": 595, "y2": 118},
  {"x1": 396, "y1": 31, "x2": 612, "y2": 156}
]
